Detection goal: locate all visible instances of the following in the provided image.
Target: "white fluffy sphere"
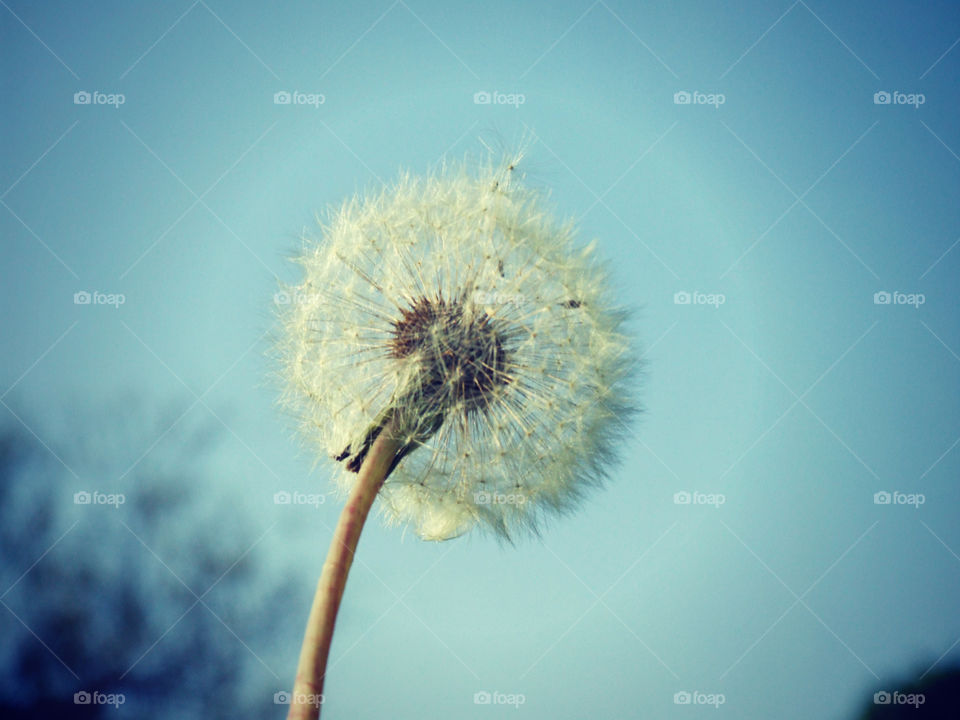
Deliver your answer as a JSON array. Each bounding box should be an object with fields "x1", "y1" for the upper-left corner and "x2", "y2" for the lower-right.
[{"x1": 278, "y1": 156, "x2": 637, "y2": 540}]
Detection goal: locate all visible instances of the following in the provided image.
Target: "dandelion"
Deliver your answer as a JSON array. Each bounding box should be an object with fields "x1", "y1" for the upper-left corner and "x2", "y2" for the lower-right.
[{"x1": 277, "y1": 152, "x2": 637, "y2": 718}]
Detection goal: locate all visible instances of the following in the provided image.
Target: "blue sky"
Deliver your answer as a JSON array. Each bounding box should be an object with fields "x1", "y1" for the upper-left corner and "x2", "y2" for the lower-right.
[{"x1": 2, "y1": 1, "x2": 959, "y2": 718}]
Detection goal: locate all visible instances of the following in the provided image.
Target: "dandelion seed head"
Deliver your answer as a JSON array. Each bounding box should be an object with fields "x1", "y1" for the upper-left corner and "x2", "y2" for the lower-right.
[{"x1": 278, "y1": 154, "x2": 637, "y2": 541}]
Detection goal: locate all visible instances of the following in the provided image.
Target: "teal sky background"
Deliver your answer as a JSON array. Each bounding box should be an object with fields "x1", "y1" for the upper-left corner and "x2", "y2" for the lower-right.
[{"x1": 2, "y1": 1, "x2": 959, "y2": 717}]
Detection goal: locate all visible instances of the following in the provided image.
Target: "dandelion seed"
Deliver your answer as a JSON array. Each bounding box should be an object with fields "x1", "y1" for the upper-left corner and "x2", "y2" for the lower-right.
[{"x1": 279, "y1": 154, "x2": 637, "y2": 542}]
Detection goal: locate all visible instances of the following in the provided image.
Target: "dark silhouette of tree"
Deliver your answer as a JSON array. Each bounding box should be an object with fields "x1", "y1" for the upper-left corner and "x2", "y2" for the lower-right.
[
  {"x1": 0, "y1": 401, "x2": 292, "y2": 719},
  {"x1": 855, "y1": 666, "x2": 960, "y2": 719}
]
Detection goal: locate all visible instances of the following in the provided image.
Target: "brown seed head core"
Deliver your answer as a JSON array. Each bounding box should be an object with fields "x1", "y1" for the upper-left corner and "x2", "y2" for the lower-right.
[{"x1": 390, "y1": 294, "x2": 510, "y2": 412}]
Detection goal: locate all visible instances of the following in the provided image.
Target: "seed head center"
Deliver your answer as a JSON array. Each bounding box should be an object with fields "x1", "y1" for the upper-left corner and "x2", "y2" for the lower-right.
[{"x1": 390, "y1": 295, "x2": 509, "y2": 411}]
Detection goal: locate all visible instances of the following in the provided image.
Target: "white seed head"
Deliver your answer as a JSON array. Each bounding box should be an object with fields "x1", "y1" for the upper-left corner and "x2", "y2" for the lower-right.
[{"x1": 277, "y1": 156, "x2": 637, "y2": 541}]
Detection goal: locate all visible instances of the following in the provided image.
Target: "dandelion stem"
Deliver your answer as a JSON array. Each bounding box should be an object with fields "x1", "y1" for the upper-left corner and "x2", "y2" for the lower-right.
[{"x1": 287, "y1": 421, "x2": 402, "y2": 720}]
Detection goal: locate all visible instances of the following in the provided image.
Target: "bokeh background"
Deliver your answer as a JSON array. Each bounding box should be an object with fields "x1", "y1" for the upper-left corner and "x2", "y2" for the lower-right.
[{"x1": 2, "y1": 1, "x2": 958, "y2": 717}]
